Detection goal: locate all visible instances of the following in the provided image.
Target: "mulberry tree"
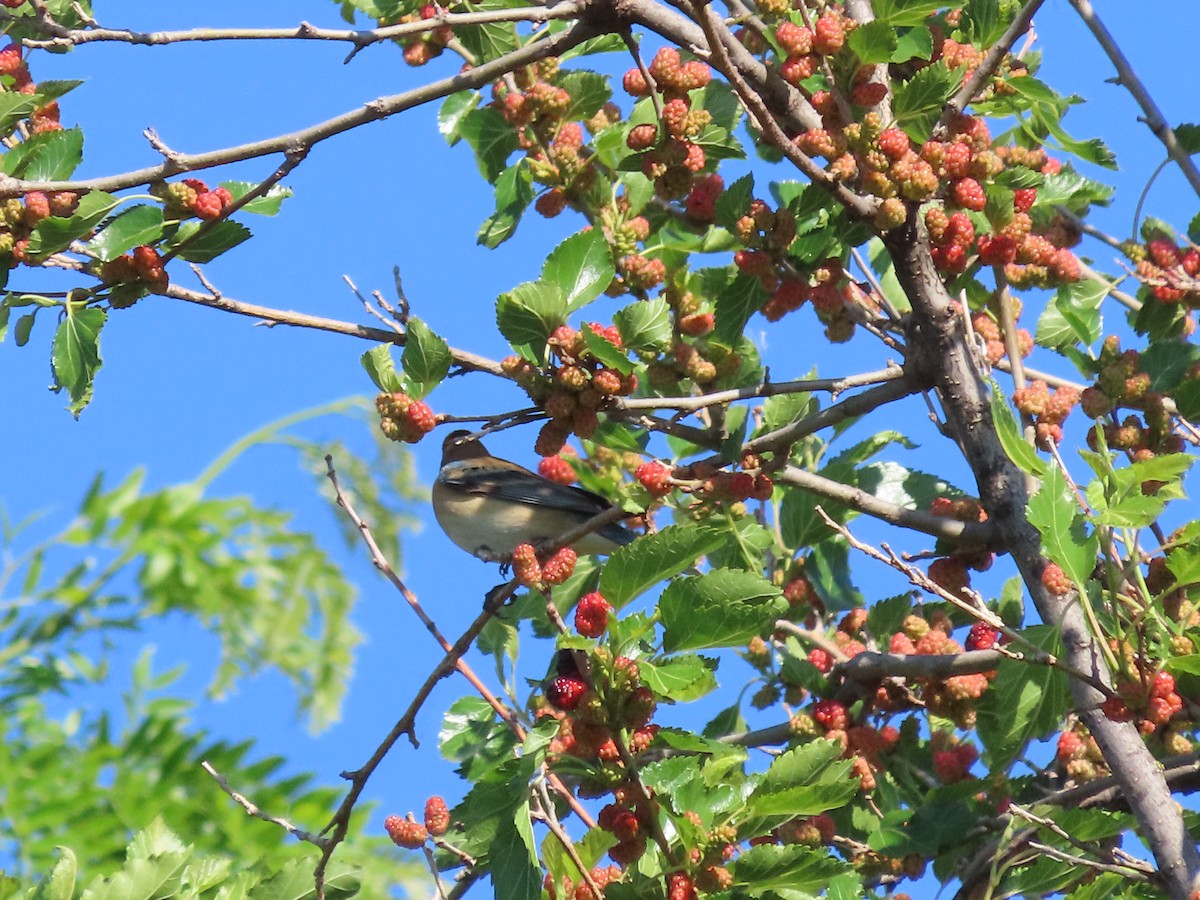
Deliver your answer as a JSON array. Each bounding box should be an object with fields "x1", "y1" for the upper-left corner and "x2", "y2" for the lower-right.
[{"x1": 3, "y1": 0, "x2": 1200, "y2": 898}]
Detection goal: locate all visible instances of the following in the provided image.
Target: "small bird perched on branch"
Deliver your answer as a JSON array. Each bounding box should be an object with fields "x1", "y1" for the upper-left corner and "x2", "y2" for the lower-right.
[{"x1": 432, "y1": 429, "x2": 636, "y2": 562}]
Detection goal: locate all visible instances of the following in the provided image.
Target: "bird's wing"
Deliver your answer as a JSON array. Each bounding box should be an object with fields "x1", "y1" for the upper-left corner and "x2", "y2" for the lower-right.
[{"x1": 443, "y1": 463, "x2": 615, "y2": 516}]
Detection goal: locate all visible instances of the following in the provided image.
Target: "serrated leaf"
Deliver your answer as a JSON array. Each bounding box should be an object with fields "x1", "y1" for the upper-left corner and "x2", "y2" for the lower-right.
[
  {"x1": 598, "y1": 524, "x2": 726, "y2": 607},
  {"x1": 218, "y1": 181, "x2": 293, "y2": 216},
  {"x1": 495, "y1": 280, "x2": 566, "y2": 363},
  {"x1": 490, "y1": 809, "x2": 541, "y2": 900},
  {"x1": 872, "y1": 0, "x2": 946, "y2": 26},
  {"x1": 478, "y1": 158, "x2": 534, "y2": 249},
  {"x1": 26, "y1": 191, "x2": 120, "y2": 257},
  {"x1": 614, "y1": 297, "x2": 671, "y2": 351},
  {"x1": 543, "y1": 229, "x2": 615, "y2": 312},
  {"x1": 989, "y1": 383, "x2": 1047, "y2": 476},
  {"x1": 731, "y1": 844, "x2": 851, "y2": 895},
  {"x1": 715, "y1": 173, "x2": 754, "y2": 231},
  {"x1": 458, "y1": 105, "x2": 519, "y2": 181},
  {"x1": 892, "y1": 25, "x2": 934, "y2": 62},
  {"x1": 847, "y1": 20, "x2": 898, "y2": 64},
  {"x1": 976, "y1": 625, "x2": 1068, "y2": 768},
  {"x1": 439, "y1": 90, "x2": 479, "y2": 146},
  {"x1": 1028, "y1": 465, "x2": 1098, "y2": 587},
  {"x1": 0, "y1": 93, "x2": 39, "y2": 134},
  {"x1": 714, "y1": 273, "x2": 767, "y2": 344},
  {"x1": 85, "y1": 205, "x2": 164, "y2": 262},
  {"x1": 559, "y1": 70, "x2": 611, "y2": 121},
  {"x1": 51, "y1": 305, "x2": 105, "y2": 417},
  {"x1": 360, "y1": 344, "x2": 405, "y2": 393},
  {"x1": 660, "y1": 568, "x2": 786, "y2": 651},
  {"x1": 1037, "y1": 277, "x2": 1107, "y2": 350},
  {"x1": 892, "y1": 61, "x2": 957, "y2": 142},
  {"x1": 581, "y1": 324, "x2": 633, "y2": 374},
  {"x1": 640, "y1": 654, "x2": 718, "y2": 702},
  {"x1": 169, "y1": 220, "x2": 251, "y2": 263},
  {"x1": 401, "y1": 317, "x2": 451, "y2": 396},
  {"x1": 2, "y1": 127, "x2": 83, "y2": 180},
  {"x1": 807, "y1": 539, "x2": 865, "y2": 612}
]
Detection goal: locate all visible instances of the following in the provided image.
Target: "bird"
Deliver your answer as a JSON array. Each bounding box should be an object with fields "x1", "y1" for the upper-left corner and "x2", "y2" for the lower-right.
[{"x1": 432, "y1": 429, "x2": 636, "y2": 562}]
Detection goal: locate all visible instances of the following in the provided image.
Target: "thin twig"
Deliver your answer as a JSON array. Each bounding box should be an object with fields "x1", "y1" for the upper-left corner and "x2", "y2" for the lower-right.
[{"x1": 1066, "y1": 0, "x2": 1200, "y2": 200}]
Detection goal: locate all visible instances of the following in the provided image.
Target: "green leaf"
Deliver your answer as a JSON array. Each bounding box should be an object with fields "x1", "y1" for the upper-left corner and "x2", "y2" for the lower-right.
[
  {"x1": 976, "y1": 625, "x2": 1068, "y2": 768},
  {"x1": 715, "y1": 173, "x2": 754, "y2": 231},
  {"x1": 731, "y1": 844, "x2": 851, "y2": 896},
  {"x1": 714, "y1": 273, "x2": 767, "y2": 344},
  {"x1": 496, "y1": 280, "x2": 566, "y2": 363},
  {"x1": 458, "y1": 105, "x2": 519, "y2": 181},
  {"x1": 361, "y1": 344, "x2": 405, "y2": 393},
  {"x1": 598, "y1": 524, "x2": 726, "y2": 607},
  {"x1": 660, "y1": 568, "x2": 786, "y2": 651},
  {"x1": 559, "y1": 70, "x2": 611, "y2": 121},
  {"x1": 614, "y1": 297, "x2": 671, "y2": 351},
  {"x1": 218, "y1": 181, "x2": 293, "y2": 216},
  {"x1": 892, "y1": 61, "x2": 957, "y2": 142},
  {"x1": 892, "y1": 25, "x2": 934, "y2": 62},
  {"x1": 51, "y1": 305, "x2": 106, "y2": 417},
  {"x1": 0, "y1": 93, "x2": 39, "y2": 134},
  {"x1": 1035, "y1": 107, "x2": 1117, "y2": 169},
  {"x1": 543, "y1": 229, "x2": 616, "y2": 313},
  {"x1": 401, "y1": 317, "x2": 451, "y2": 397},
  {"x1": 1175, "y1": 123, "x2": 1200, "y2": 154},
  {"x1": 85, "y1": 205, "x2": 165, "y2": 262},
  {"x1": 2, "y1": 127, "x2": 83, "y2": 180},
  {"x1": 640, "y1": 654, "x2": 718, "y2": 702},
  {"x1": 28, "y1": 847, "x2": 76, "y2": 900},
  {"x1": 14, "y1": 310, "x2": 35, "y2": 346},
  {"x1": 489, "y1": 808, "x2": 541, "y2": 900},
  {"x1": 807, "y1": 539, "x2": 865, "y2": 612},
  {"x1": 1036, "y1": 276, "x2": 1108, "y2": 350},
  {"x1": 989, "y1": 383, "x2": 1047, "y2": 476},
  {"x1": 581, "y1": 324, "x2": 633, "y2": 374},
  {"x1": 439, "y1": 90, "x2": 479, "y2": 146},
  {"x1": 1028, "y1": 465, "x2": 1098, "y2": 587},
  {"x1": 168, "y1": 220, "x2": 251, "y2": 263},
  {"x1": 966, "y1": 0, "x2": 1007, "y2": 45},
  {"x1": 848, "y1": 20, "x2": 899, "y2": 64},
  {"x1": 455, "y1": 17, "x2": 520, "y2": 65},
  {"x1": 478, "y1": 159, "x2": 534, "y2": 249},
  {"x1": 866, "y1": 238, "x2": 912, "y2": 313},
  {"x1": 873, "y1": 0, "x2": 947, "y2": 25},
  {"x1": 27, "y1": 191, "x2": 120, "y2": 257}
]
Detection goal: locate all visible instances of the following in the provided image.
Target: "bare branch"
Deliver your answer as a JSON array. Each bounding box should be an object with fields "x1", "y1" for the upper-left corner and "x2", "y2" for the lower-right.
[
  {"x1": 1067, "y1": 0, "x2": 1200, "y2": 200},
  {"x1": 0, "y1": 20, "x2": 598, "y2": 198},
  {"x1": 935, "y1": 0, "x2": 1047, "y2": 135}
]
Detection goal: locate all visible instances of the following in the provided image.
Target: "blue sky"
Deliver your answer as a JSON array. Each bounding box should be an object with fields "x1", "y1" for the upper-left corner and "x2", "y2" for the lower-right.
[{"x1": 2, "y1": 0, "x2": 1197, "y2": 885}]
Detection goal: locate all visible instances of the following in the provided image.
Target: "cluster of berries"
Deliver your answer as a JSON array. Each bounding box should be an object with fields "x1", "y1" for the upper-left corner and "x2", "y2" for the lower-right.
[
  {"x1": 543, "y1": 864, "x2": 624, "y2": 900},
  {"x1": 888, "y1": 612, "x2": 994, "y2": 728},
  {"x1": 151, "y1": 178, "x2": 234, "y2": 222},
  {"x1": 969, "y1": 303, "x2": 1033, "y2": 367},
  {"x1": 543, "y1": 651, "x2": 659, "y2": 866},
  {"x1": 1102, "y1": 669, "x2": 1185, "y2": 736},
  {"x1": 924, "y1": 495, "x2": 993, "y2": 607},
  {"x1": 392, "y1": 4, "x2": 454, "y2": 67},
  {"x1": 0, "y1": 42, "x2": 60, "y2": 133},
  {"x1": 773, "y1": 10, "x2": 858, "y2": 89},
  {"x1": 0, "y1": 190, "x2": 78, "y2": 266},
  {"x1": 384, "y1": 795, "x2": 450, "y2": 849},
  {"x1": 374, "y1": 391, "x2": 437, "y2": 444},
  {"x1": 622, "y1": 48, "x2": 714, "y2": 201},
  {"x1": 1012, "y1": 379, "x2": 1081, "y2": 447},
  {"x1": 1054, "y1": 726, "x2": 1111, "y2": 784},
  {"x1": 504, "y1": 322, "x2": 636, "y2": 455},
  {"x1": 1080, "y1": 336, "x2": 1183, "y2": 459},
  {"x1": 511, "y1": 542, "x2": 578, "y2": 588},
  {"x1": 1131, "y1": 237, "x2": 1200, "y2": 306},
  {"x1": 99, "y1": 245, "x2": 170, "y2": 296}
]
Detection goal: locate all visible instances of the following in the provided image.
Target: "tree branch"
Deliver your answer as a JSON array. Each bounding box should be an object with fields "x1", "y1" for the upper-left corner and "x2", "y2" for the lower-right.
[
  {"x1": 0, "y1": 19, "x2": 598, "y2": 197},
  {"x1": 1066, "y1": 0, "x2": 1200, "y2": 200}
]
